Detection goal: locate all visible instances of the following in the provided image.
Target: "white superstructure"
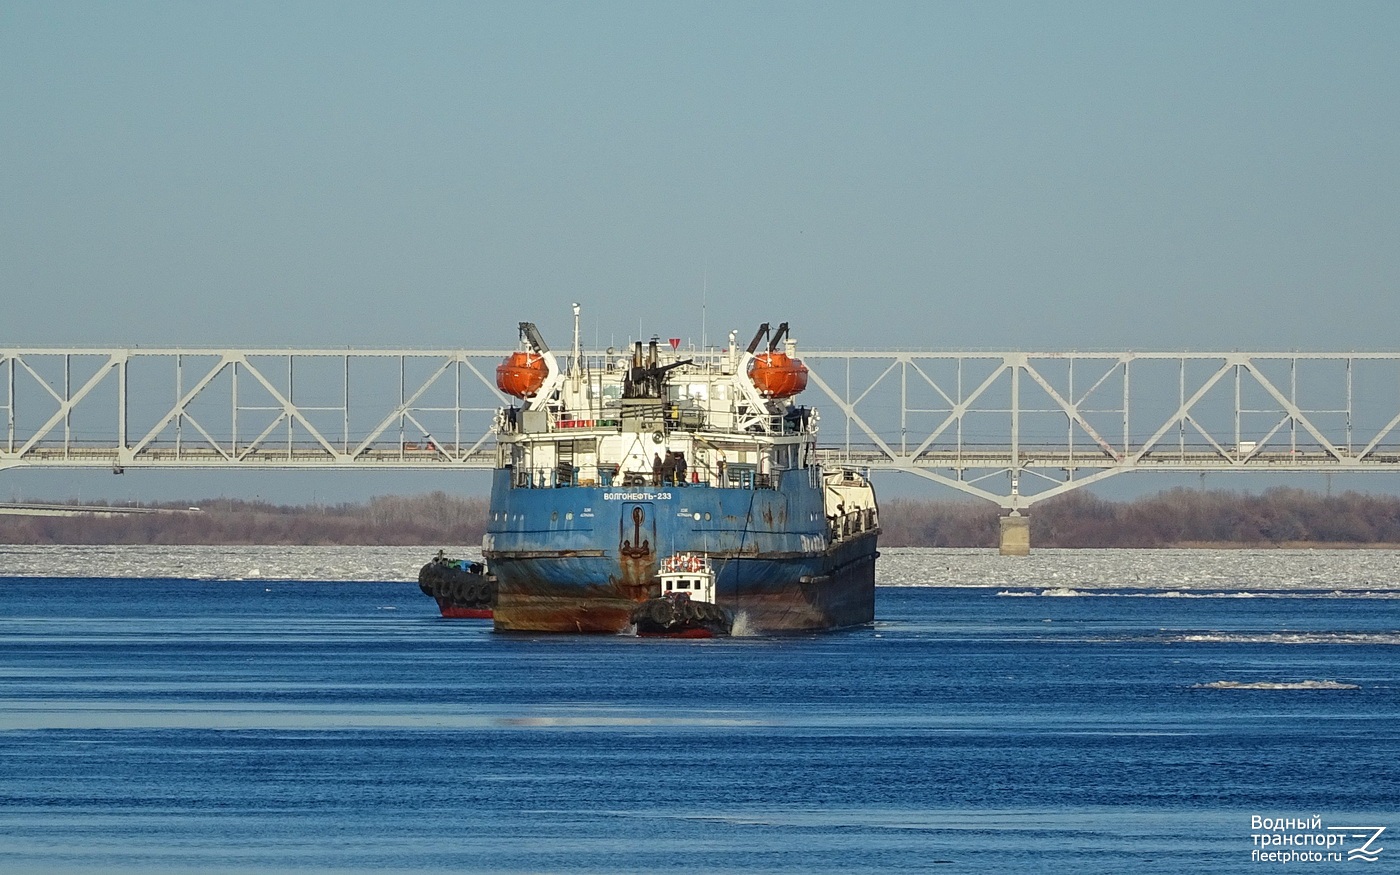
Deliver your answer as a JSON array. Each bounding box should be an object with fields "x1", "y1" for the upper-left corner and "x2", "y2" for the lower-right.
[{"x1": 493, "y1": 316, "x2": 821, "y2": 495}]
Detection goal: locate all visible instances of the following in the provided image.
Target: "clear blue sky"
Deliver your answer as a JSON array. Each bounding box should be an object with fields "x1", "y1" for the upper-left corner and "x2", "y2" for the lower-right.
[
  {"x1": 5, "y1": 1, "x2": 1398, "y2": 352},
  {"x1": 3, "y1": 2, "x2": 1399, "y2": 502}
]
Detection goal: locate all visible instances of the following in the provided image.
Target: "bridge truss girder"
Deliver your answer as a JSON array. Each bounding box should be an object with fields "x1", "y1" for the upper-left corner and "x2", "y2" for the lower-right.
[
  {"x1": 5, "y1": 348, "x2": 1400, "y2": 509},
  {"x1": 0, "y1": 349, "x2": 509, "y2": 473},
  {"x1": 801, "y1": 351, "x2": 1400, "y2": 510}
]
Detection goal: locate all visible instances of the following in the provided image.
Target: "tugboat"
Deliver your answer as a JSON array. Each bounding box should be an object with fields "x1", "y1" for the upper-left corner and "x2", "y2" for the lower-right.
[
  {"x1": 418, "y1": 551, "x2": 496, "y2": 618},
  {"x1": 630, "y1": 553, "x2": 733, "y2": 638},
  {"x1": 425, "y1": 305, "x2": 880, "y2": 633}
]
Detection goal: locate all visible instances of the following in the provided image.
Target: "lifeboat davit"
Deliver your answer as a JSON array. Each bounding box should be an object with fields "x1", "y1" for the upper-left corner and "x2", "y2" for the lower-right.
[
  {"x1": 496, "y1": 351, "x2": 547, "y2": 397},
  {"x1": 748, "y1": 351, "x2": 808, "y2": 397}
]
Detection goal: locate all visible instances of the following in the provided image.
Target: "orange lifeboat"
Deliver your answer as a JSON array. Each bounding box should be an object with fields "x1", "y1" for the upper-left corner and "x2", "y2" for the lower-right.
[
  {"x1": 496, "y1": 351, "x2": 547, "y2": 397},
  {"x1": 748, "y1": 351, "x2": 808, "y2": 398}
]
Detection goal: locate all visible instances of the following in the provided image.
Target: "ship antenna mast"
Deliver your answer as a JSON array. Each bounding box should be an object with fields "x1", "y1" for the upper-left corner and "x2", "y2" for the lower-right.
[{"x1": 570, "y1": 302, "x2": 582, "y2": 378}]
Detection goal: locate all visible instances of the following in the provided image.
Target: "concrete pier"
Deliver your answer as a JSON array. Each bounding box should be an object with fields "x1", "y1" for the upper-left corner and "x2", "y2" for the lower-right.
[{"x1": 999, "y1": 513, "x2": 1030, "y2": 556}]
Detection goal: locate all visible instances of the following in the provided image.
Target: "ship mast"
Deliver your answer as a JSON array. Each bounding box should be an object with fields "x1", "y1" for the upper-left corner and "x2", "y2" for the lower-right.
[{"x1": 569, "y1": 302, "x2": 582, "y2": 379}]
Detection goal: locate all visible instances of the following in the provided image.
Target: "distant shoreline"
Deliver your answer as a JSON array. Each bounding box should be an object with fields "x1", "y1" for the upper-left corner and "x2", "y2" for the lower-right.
[{"x1": 6, "y1": 487, "x2": 1400, "y2": 549}]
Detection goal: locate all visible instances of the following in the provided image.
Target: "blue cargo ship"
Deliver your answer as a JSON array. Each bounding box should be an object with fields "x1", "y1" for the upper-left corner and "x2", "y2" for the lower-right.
[{"x1": 477, "y1": 307, "x2": 879, "y2": 634}]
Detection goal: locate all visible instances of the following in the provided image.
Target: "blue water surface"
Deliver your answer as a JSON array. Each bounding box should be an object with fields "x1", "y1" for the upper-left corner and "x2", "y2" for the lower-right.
[{"x1": 1, "y1": 578, "x2": 1396, "y2": 873}]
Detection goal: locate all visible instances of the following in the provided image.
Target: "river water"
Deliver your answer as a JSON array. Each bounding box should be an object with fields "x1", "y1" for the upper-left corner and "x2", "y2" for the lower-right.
[{"x1": 1, "y1": 546, "x2": 1396, "y2": 873}]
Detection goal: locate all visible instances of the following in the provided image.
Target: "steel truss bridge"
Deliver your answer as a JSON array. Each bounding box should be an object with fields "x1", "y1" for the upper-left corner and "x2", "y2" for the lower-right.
[{"x1": 5, "y1": 348, "x2": 1400, "y2": 511}]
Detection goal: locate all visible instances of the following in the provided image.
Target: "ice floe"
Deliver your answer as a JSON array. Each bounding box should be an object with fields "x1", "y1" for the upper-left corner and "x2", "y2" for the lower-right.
[
  {"x1": 1193, "y1": 680, "x2": 1360, "y2": 690},
  {"x1": 880, "y1": 546, "x2": 1400, "y2": 593},
  {"x1": 0, "y1": 543, "x2": 1398, "y2": 595},
  {"x1": 0, "y1": 544, "x2": 481, "y2": 582}
]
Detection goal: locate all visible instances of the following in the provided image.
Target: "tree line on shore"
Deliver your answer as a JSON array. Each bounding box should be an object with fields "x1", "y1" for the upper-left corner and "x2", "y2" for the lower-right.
[
  {"x1": 879, "y1": 487, "x2": 1400, "y2": 547},
  {"x1": 2, "y1": 486, "x2": 1399, "y2": 548},
  {"x1": 0, "y1": 492, "x2": 487, "y2": 547}
]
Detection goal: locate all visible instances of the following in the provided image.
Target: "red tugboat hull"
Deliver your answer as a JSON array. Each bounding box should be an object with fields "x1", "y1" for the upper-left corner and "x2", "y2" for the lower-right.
[
  {"x1": 637, "y1": 627, "x2": 715, "y2": 639},
  {"x1": 437, "y1": 602, "x2": 493, "y2": 620}
]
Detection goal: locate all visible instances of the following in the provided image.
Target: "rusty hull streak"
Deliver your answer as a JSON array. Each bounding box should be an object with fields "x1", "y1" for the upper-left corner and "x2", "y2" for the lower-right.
[
  {"x1": 617, "y1": 502, "x2": 658, "y2": 600},
  {"x1": 493, "y1": 565, "x2": 655, "y2": 633},
  {"x1": 492, "y1": 506, "x2": 659, "y2": 631},
  {"x1": 494, "y1": 592, "x2": 639, "y2": 633}
]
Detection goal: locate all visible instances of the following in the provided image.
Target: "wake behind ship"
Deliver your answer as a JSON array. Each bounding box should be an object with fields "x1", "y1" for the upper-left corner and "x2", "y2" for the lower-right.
[{"x1": 474, "y1": 307, "x2": 878, "y2": 634}]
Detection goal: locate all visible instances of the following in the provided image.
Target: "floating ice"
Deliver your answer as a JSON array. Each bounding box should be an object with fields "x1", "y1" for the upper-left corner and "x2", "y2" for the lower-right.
[
  {"x1": 1193, "y1": 680, "x2": 1360, "y2": 690},
  {"x1": 1174, "y1": 631, "x2": 1400, "y2": 646},
  {"x1": 1, "y1": 544, "x2": 1399, "y2": 598},
  {"x1": 0, "y1": 544, "x2": 475, "y2": 583},
  {"x1": 878, "y1": 547, "x2": 1400, "y2": 595}
]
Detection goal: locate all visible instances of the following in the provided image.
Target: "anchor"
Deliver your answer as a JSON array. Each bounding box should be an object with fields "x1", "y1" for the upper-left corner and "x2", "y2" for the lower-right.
[{"x1": 620, "y1": 505, "x2": 652, "y2": 558}]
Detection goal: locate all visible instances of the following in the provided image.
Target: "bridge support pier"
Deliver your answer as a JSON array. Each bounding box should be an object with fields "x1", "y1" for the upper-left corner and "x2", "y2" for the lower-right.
[{"x1": 999, "y1": 512, "x2": 1030, "y2": 556}]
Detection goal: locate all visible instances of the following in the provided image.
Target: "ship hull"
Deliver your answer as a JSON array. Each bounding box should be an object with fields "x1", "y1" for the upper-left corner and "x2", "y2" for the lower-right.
[
  {"x1": 418, "y1": 558, "x2": 495, "y2": 619},
  {"x1": 483, "y1": 470, "x2": 877, "y2": 634}
]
